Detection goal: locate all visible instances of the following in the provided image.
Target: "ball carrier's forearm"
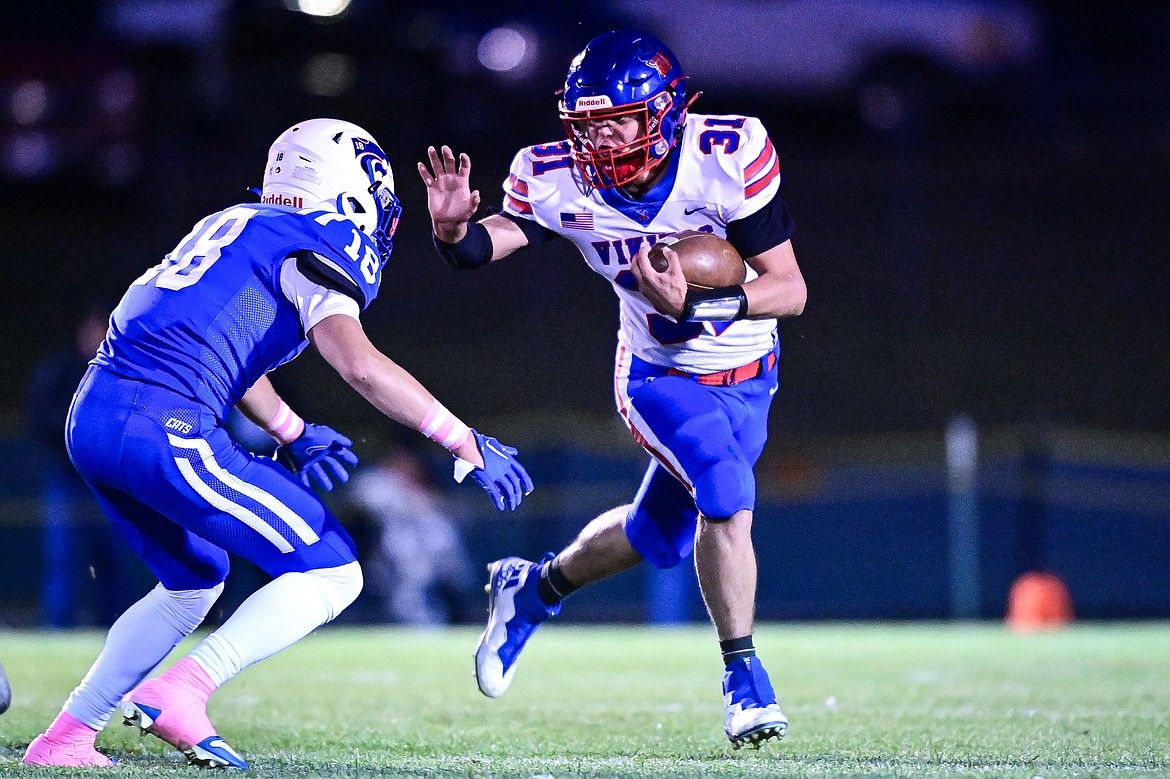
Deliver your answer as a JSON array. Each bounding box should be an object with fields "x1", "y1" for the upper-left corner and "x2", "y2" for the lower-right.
[
  {"x1": 419, "y1": 145, "x2": 530, "y2": 264},
  {"x1": 433, "y1": 214, "x2": 531, "y2": 269}
]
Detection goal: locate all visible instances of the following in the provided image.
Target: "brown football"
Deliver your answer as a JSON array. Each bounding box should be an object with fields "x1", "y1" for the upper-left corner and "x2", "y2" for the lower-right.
[{"x1": 647, "y1": 231, "x2": 747, "y2": 289}]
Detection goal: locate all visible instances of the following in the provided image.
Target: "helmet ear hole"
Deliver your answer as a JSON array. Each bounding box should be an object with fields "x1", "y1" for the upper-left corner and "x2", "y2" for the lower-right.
[{"x1": 347, "y1": 196, "x2": 366, "y2": 213}]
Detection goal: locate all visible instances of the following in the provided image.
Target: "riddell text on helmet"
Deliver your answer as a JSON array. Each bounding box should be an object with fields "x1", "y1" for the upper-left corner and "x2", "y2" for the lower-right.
[
  {"x1": 574, "y1": 95, "x2": 613, "y2": 110},
  {"x1": 261, "y1": 193, "x2": 304, "y2": 208}
]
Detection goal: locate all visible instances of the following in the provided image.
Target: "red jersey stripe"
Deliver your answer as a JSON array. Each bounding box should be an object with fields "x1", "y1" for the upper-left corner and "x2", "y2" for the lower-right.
[
  {"x1": 507, "y1": 174, "x2": 529, "y2": 197},
  {"x1": 744, "y1": 137, "x2": 775, "y2": 180},
  {"x1": 505, "y1": 194, "x2": 532, "y2": 214},
  {"x1": 744, "y1": 154, "x2": 781, "y2": 199}
]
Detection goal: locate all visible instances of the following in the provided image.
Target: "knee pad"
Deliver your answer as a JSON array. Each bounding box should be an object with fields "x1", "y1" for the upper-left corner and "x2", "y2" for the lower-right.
[
  {"x1": 153, "y1": 581, "x2": 225, "y2": 635},
  {"x1": 693, "y1": 459, "x2": 755, "y2": 520},
  {"x1": 305, "y1": 561, "x2": 363, "y2": 623}
]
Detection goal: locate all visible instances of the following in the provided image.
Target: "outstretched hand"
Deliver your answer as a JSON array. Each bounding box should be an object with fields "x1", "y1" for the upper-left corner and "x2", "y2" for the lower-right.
[
  {"x1": 632, "y1": 242, "x2": 688, "y2": 319},
  {"x1": 418, "y1": 145, "x2": 481, "y2": 242},
  {"x1": 275, "y1": 423, "x2": 359, "y2": 492},
  {"x1": 453, "y1": 430, "x2": 534, "y2": 511}
]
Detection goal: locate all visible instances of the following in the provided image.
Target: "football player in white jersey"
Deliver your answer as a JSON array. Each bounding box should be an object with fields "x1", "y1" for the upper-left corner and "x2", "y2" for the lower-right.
[
  {"x1": 23, "y1": 119, "x2": 532, "y2": 769},
  {"x1": 0, "y1": 661, "x2": 10, "y2": 716},
  {"x1": 419, "y1": 30, "x2": 806, "y2": 748}
]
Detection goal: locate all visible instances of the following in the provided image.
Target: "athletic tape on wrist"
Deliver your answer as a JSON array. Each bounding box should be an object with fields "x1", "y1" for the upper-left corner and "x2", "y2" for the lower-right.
[
  {"x1": 264, "y1": 400, "x2": 305, "y2": 444},
  {"x1": 420, "y1": 400, "x2": 472, "y2": 451},
  {"x1": 681, "y1": 285, "x2": 749, "y2": 322}
]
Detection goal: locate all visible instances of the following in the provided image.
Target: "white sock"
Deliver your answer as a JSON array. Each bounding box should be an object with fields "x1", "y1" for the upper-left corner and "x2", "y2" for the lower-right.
[
  {"x1": 63, "y1": 583, "x2": 223, "y2": 729},
  {"x1": 189, "y1": 562, "x2": 362, "y2": 687}
]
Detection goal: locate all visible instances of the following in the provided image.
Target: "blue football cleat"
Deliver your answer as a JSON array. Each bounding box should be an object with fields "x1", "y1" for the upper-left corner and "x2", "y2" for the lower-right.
[
  {"x1": 186, "y1": 737, "x2": 249, "y2": 770},
  {"x1": 474, "y1": 556, "x2": 560, "y2": 697},
  {"x1": 723, "y1": 656, "x2": 788, "y2": 749}
]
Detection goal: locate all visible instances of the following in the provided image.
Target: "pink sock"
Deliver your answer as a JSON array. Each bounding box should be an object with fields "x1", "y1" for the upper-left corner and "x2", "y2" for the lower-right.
[
  {"x1": 45, "y1": 711, "x2": 99, "y2": 744},
  {"x1": 160, "y1": 658, "x2": 217, "y2": 704}
]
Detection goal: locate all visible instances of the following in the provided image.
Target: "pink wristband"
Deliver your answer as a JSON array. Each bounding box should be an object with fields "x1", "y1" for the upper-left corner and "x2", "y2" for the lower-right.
[
  {"x1": 420, "y1": 400, "x2": 471, "y2": 451},
  {"x1": 264, "y1": 400, "x2": 305, "y2": 444}
]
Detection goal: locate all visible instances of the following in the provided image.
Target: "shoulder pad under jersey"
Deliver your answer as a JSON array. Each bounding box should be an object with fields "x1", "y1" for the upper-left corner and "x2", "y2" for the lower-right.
[{"x1": 292, "y1": 210, "x2": 382, "y2": 308}]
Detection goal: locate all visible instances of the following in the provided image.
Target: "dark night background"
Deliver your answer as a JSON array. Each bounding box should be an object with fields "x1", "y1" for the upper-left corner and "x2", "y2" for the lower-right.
[
  {"x1": 2, "y1": 1, "x2": 1168, "y2": 436},
  {"x1": 1, "y1": 1, "x2": 1167, "y2": 625}
]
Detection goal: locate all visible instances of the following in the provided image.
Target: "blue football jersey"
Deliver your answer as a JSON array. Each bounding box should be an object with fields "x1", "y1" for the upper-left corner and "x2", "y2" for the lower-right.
[{"x1": 94, "y1": 204, "x2": 383, "y2": 419}]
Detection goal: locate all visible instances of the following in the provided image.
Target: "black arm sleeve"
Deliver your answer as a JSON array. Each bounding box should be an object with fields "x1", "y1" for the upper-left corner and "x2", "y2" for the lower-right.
[
  {"x1": 434, "y1": 222, "x2": 493, "y2": 269},
  {"x1": 494, "y1": 209, "x2": 560, "y2": 245},
  {"x1": 725, "y1": 189, "x2": 795, "y2": 259},
  {"x1": 294, "y1": 250, "x2": 365, "y2": 307}
]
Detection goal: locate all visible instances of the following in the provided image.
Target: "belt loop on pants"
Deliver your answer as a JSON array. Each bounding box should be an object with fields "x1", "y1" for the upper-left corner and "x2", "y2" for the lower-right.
[{"x1": 666, "y1": 350, "x2": 777, "y2": 386}]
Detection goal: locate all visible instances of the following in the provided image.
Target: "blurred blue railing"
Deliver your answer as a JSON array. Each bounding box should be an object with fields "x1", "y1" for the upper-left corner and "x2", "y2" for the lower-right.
[{"x1": 1, "y1": 424, "x2": 1167, "y2": 626}]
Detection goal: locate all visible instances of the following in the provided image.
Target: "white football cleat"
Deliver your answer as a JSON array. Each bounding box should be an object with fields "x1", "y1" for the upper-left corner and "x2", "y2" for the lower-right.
[
  {"x1": 474, "y1": 555, "x2": 560, "y2": 698},
  {"x1": 723, "y1": 656, "x2": 788, "y2": 749}
]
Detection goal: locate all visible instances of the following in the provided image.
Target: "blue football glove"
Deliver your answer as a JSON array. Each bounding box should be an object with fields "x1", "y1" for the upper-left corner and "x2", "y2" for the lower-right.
[
  {"x1": 453, "y1": 429, "x2": 534, "y2": 511},
  {"x1": 275, "y1": 423, "x2": 359, "y2": 492}
]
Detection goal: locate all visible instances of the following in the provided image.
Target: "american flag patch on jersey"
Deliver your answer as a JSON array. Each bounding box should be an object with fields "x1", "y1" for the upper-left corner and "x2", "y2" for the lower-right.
[{"x1": 560, "y1": 211, "x2": 595, "y2": 230}]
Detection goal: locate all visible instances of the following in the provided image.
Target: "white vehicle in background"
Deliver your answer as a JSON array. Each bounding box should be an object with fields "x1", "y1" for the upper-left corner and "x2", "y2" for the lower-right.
[{"x1": 611, "y1": 0, "x2": 1043, "y2": 129}]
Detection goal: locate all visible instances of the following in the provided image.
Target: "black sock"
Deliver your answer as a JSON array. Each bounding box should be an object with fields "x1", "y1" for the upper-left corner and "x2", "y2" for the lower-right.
[
  {"x1": 537, "y1": 559, "x2": 579, "y2": 606},
  {"x1": 720, "y1": 635, "x2": 756, "y2": 666}
]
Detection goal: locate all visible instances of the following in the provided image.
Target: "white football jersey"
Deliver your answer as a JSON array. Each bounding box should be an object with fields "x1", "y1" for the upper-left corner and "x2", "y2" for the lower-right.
[{"x1": 502, "y1": 113, "x2": 784, "y2": 373}]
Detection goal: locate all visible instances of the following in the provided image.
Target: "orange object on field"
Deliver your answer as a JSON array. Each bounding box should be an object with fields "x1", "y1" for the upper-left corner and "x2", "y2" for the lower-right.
[{"x1": 1006, "y1": 572, "x2": 1074, "y2": 631}]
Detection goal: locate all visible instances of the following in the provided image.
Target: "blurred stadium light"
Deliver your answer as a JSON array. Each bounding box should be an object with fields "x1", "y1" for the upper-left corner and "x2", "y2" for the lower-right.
[
  {"x1": 286, "y1": 0, "x2": 353, "y2": 18},
  {"x1": 0, "y1": 46, "x2": 143, "y2": 186},
  {"x1": 477, "y1": 25, "x2": 539, "y2": 77}
]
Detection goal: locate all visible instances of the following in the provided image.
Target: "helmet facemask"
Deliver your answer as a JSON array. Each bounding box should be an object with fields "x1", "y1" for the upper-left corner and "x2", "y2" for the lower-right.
[
  {"x1": 561, "y1": 89, "x2": 677, "y2": 189},
  {"x1": 349, "y1": 148, "x2": 401, "y2": 268},
  {"x1": 558, "y1": 30, "x2": 694, "y2": 190},
  {"x1": 369, "y1": 180, "x2": 401, "y2": 269}
]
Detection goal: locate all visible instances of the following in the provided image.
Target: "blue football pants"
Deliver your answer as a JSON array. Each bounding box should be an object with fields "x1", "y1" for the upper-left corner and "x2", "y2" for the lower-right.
[
  {"x1": 613, "y1": 343, "x2": 778, "y2": 568},
  {"x1": 66, "y1": 367, "x2": 357, "y2": 591}
]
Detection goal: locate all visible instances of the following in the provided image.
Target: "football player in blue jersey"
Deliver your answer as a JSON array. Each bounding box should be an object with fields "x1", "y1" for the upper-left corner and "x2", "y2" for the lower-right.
[
  {"x1": 419, "y1": 31, "x2": 806, "y2": 748},
  {"x1": 24, "y1": 118, "x2": 533, "y2": 769}
]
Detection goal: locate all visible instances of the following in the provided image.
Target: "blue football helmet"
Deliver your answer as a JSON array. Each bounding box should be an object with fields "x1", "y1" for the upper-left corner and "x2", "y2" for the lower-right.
[
  {"x1": 262, "y1": 118, "x2": 402, "y2": 267},
  {"x1": 559, "y1": 30, "x2": 694, "y2": 189}
]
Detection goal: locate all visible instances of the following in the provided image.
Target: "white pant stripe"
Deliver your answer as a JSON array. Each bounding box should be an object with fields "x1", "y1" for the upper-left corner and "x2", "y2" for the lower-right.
[
  {"x1": 168, "y1": 433, "x2": 320, "y2": 546},
  {"x1": 173, "y1": 457, "x2": 295, "y2": 553},
  {"x1": 613, "y1": 345, "x2": 694, "y2": 492}
]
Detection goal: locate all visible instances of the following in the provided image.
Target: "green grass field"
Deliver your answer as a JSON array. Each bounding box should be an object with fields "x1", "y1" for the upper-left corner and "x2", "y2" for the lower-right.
[{"x1": 1, "y1": 622, "x2": 1167, "y2": 777}]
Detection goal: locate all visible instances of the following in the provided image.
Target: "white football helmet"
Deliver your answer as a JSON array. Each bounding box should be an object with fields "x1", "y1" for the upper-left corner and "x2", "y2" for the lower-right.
[{"x1": 261, "y1": 118, "x2": 401, "y2": 265}]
